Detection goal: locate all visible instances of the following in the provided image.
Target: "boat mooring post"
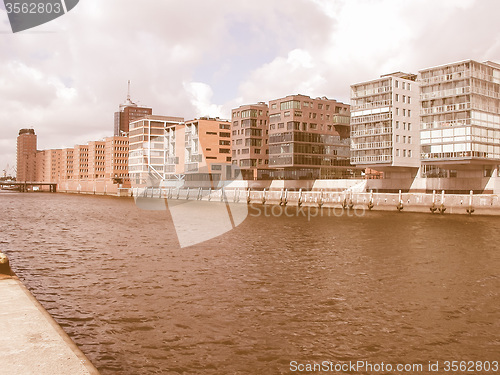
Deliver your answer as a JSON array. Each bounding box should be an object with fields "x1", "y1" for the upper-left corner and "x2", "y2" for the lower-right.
[
  {"x1": 397, "y1": 190, "x2": 404, "y2": 211},
  {"x1": 466, "y1": 190, "x2": 475, "y2": 215}
]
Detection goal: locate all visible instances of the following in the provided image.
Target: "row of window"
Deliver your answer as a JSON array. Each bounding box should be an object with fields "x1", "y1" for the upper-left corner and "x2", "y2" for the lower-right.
[{"x1": 395, "y1": 149, "x2": 413, "y2": 158}]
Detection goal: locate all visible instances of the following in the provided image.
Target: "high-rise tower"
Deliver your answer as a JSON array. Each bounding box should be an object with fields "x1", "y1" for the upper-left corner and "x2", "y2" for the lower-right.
[{"x1": 114, "y1": 81, "x2": 152, "y2": 136}]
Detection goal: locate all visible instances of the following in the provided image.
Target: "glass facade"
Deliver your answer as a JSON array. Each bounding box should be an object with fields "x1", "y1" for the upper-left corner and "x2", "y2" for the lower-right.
[{"x1": 419, "y1": 60, "x2": 500, "y2": 163}]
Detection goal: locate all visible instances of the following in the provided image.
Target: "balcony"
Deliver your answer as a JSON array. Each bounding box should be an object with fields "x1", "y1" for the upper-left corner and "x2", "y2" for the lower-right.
[
  {"x1": 351, "y1": 127, "x2": 393, "y2": 137},
  {"x1": 351, "y1": 141, "x2": 393, "y2": 150}
]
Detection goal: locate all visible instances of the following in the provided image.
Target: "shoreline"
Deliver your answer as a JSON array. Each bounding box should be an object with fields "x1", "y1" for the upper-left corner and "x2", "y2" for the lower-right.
[{"x1": 0, "y1": 252, "x2": 100, "y2": 375}]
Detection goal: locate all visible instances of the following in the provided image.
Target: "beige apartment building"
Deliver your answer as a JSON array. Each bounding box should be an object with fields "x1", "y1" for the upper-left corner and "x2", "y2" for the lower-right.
[
  {"x1": 350, "y1": 72, "x2": 420, "y2": 179},
  {"x1": 129, "y1": 116, "x2": 234, "y2": 187},
  {"x1": 231, "y1": 103, "x2": 269, "y2": 180}
]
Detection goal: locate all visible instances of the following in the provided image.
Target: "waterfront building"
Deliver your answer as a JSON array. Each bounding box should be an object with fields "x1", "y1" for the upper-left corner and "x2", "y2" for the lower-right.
[
  {"x1": 105, "y1": 136, "x2": 129, "y2": 184},
  {"x1": 418, "y1": 60, "x2": 500, "y2": 179},
  {"x1": 44, "y1": 149, "x2": 63, "y2": 183},
  {"x1": 231, "y1": 103, "x2": 269, "y2": 180},
  {"x1": 88, "y1": 141, "x2": 106, "y2": 180},
  {"x1": 73, "y1": 145, "x2": 89, "y2": 181},
  {"x1": 114, "y1": 82, "x2": 152, "y2": 136},
  {"x1": 128, "y1": 115, "x2": 184, "y2": 185},
  {"x1": 350, "y1": 72, "x2": 420, "y2": 179},
  {"x1": 184, "y1": 117, "x2": 232, "y2": 177},
  {"x1": 16, "y1": 129, "x2": 37, "y2": 182},
  {"x1": 60, "y1": 148, "x2": 74, "y2": 182},
  {"x1": 268, "y1": 94, "x2": 355, "y2": 179}
]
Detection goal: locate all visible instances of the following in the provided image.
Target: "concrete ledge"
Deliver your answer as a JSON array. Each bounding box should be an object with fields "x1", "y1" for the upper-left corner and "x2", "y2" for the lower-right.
[{"x1": 0, "y1": 254, "x2": 100, "y2": 375}]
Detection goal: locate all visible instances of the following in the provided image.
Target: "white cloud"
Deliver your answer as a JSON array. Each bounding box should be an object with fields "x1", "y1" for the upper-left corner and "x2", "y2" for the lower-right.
[{"x1": 183, "y1": 81, "x2": 224, "y2": 119}]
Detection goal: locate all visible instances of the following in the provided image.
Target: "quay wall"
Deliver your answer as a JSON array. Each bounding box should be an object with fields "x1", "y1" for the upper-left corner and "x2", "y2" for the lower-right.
[
  {"x1": 133, "y1": 186, "x2": 500, "y2": 216},
  {"x1": 0, "y1": 252, "x2": 100, "y2": 375}
]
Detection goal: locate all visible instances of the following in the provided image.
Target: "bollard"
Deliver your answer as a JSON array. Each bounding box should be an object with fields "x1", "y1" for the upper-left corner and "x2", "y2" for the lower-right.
[
  {"x1": 298, "y1": 188, "x2": 303, "y2": 207},
  {"x1": 262, "y1": 188, "x2": 267, "y2": 205},
  {"x1": 430, "y1": 190, "x2": 437, "y2": 213},
  {"x1": 0, "y1": 252, "x2": 12, "y2": 275},
  {"x1": 466, "y1": 190, "x2": 475, "y2": 215},
  {"x1": 397, "y1": 190, "x2": 404, "y2": 212},
  {"x1": 368, "y1": 189, "x2": 374, "y2": 210},
  {"x1": 246, "y1": 188, "x2": 251, "y2": 204},
  {"x1": 318, "y1": 189, "x2": 324, "y2": 208},
  {"x1": 438, "y1": 190, "x2": 446, "y2": 214},
  {"x1": 208, "y1": 188, "x2": 212, "y2": 201}
]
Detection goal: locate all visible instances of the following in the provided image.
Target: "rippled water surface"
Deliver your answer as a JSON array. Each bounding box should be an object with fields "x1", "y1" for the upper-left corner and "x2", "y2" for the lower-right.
[{"x1": 0, "y1": 191, "x2": 499, "y2": 374}]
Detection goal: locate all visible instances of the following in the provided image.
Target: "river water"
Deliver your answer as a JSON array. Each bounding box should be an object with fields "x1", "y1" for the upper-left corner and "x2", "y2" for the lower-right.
[{"x1": 0, "y1": 191, "x2": 499, "y2": 374}]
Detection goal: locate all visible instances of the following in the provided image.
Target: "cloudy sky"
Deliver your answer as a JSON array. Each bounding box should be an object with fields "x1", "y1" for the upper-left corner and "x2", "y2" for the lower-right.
[{"x1": 1, "y1": 0, "x2": 500, "y2": 175}]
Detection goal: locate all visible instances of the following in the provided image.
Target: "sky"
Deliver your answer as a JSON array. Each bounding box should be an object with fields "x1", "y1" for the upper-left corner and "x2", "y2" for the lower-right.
[{"x1": 1, "y1": 0, "x2": 500, "y2": 176}]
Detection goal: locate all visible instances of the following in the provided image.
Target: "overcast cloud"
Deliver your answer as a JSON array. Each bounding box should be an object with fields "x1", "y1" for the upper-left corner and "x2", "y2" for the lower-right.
[{"x1": 1, "y1": 0, "x2": 500, "y2": 175}]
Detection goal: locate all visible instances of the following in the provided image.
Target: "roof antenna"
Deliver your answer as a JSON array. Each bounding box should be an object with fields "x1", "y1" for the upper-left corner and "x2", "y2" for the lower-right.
[{"x1": 127, "y1": 80, "x2": 131, "y2": 101}]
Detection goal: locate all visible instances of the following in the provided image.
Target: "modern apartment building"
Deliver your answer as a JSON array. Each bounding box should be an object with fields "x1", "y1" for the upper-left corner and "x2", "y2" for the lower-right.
[
  {"x1": 268, "y1": 94, "x2": 355, "y2": 179},
  {"x1": 350, "y1": 72, "x2": 420, "y2": 174},
  {"x1": 419, "y1": 60, "x2": 500, "y2": 178},
  {"x1": 184, "y1": 117, "x2": 232, "y2": 175},
  {"x1": 16, "y1": 128, "x2": 37, "y2": 182},
  {"x1": 231, "y1": 103, "x2": 269, "y2": 180},
  {"x1": 128, "y1": 115, "x2": 184, "y2": 185}
]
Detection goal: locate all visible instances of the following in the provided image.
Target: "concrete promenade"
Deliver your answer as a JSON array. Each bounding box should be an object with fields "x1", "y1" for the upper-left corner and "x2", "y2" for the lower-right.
[{"x1": 0, "y1": 254, "x2": 100, "y2": 375}]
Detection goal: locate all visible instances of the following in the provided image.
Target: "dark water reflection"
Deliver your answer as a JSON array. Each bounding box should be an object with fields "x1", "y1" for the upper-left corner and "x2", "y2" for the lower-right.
[{"x1": 0, "y1": 191, "x2": 499, "y2": 374}]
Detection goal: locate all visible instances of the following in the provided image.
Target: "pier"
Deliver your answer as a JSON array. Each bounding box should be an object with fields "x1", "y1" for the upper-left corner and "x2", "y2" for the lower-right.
[{"x1": 0, "y1": 181, "x2": 57, "y2": 192}]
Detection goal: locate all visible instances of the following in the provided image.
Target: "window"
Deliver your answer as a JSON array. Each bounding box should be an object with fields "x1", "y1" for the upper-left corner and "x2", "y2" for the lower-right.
[
  {"x1": 255, "y1": 149, "x2": 261, "y2": 154},
  {"x1": 396, "y1": 108, "x2": 399, "y2": 116},
  {"x1": 402, "y1": 95, "x2": 406, "y2": 103},
  {"x1": 310, "y1": 123, "x2": 317, "y2": 129},
  {"x1": 408, "y1": 123, "x2": 411, "y2": 131},
  {"x1": 408, "y1": 136, "x2": 412, "y2": 144},
  {"x1": 219, "y1": 148, "x2": 230, "y2": 154},
  {"x1": 219, "y1": 140, "x2": 230, "y2": 145},
  {"x1": 395, "y1": 80, "x2": 399, "y2": 88},
  {"x1": 407, "y1": 83, "x2": 411, "y2": 90},
  {"x1": 408, "y1": 109, "x2": 411, "y2": 117},
  {"x1": 408, "y1": 96, "x2": 411, "y2": 104},
  {"x1": 402, "y1": 82, "x2": 406, "y2": 90},
  {"x1": 396, "y1": 121, "x2": 399, "y2": 129},
  {"x1": 403, "y1": 122, "x2": 406, "y2": 130},
  {"x1": 408, "y1": 150, "x2": 412, "y2": 157},
  {"x1": 396, "y1": 135, "x2": 400, "y2": 143},
  {"x1": 318, "y1": 103, "x2": 323, "y2": 109},
  {"x1": 403, "y1": 149, "x2": 407, "y2": 157},
  {"x1": 219, "y1": 132, "x2": 231, "y2": 137},
  {"x1": 395, "y1": 94, "x2": 399, "y2": 102},
  {"x1": 271, "y1": 103, "x2": 277, "y2": 109},
  {"x1": 219, "y1": 123, "x2": 230, "y2": 129},
  {"x1": 403, "y1": 136, "x2": 406, "y2": 143},
  {"x1": 403, "y1": 109, "x2": 406, "y2": 116},
  {"x1": 396, "y1": 149, "x2": 400, "y2": 157}
]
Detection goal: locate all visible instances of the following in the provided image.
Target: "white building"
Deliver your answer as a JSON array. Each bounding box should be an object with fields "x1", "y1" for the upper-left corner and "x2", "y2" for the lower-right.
[
  {"x1": 419, "y1": 60, "x2": 500, "y2": 179},
  {"x1": 350, "y1": 72, "x2": 420, "y2": 176}
]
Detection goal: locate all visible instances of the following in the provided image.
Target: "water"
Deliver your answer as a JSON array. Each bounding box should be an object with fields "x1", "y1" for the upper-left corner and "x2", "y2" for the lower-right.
[{"x1": 0, "y1": 191, "x2": 499, "y2": 374}]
